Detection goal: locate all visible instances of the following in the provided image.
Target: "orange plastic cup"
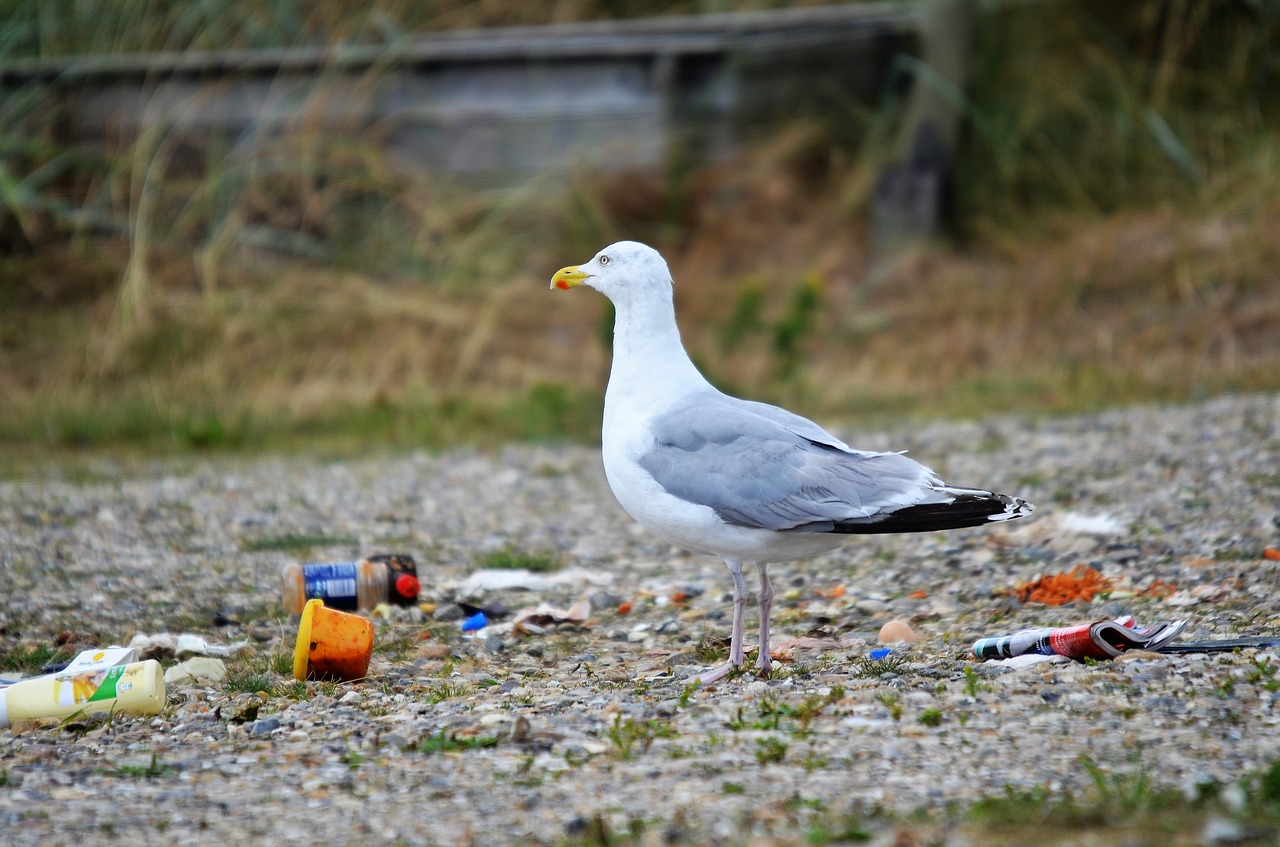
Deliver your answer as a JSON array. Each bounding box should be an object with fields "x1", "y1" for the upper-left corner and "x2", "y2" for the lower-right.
[{"x1": 293, "y1": 599, "x2": 374, "y2": 682}]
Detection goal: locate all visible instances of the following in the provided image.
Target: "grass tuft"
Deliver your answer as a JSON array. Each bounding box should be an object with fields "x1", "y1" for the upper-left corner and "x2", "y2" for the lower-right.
[
  {"x1": 606, "y1": 715, "x2": 679, "y2": 761},
  {"x1": 477, "y1": 547, "x2": 561, "y2": 572},
  {"x1": 413, "y1": 730, "x2": 500, "y2": 755},
  {"x1": 241, "y1": 534, "x2": 358, "y2": 554},
  {"x1": 0, "y1": 644, "x2": 74, "y2": 673}
]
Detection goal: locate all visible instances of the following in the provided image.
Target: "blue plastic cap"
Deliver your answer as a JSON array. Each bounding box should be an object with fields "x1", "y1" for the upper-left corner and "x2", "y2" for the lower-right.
[
  {"x1": 869, "y1": 648, "x2": 892, "y2": 660},
  {"x1": 461, "y1": 611, "x2": 489, "y2": 632}
]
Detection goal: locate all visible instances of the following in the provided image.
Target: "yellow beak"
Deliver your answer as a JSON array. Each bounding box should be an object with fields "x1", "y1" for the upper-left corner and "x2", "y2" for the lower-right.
[{"x1": 551, "y1": 265, "x2": 589, "y2": 290}]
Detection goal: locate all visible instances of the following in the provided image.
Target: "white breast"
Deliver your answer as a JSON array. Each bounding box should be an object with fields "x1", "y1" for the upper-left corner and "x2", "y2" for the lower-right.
[{"x1": 600, "y1": 413, "x2": 848, "y2": 564}]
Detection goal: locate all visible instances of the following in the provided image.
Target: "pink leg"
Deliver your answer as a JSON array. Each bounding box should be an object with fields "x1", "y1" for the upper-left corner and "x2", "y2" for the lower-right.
[
  {"x1": 726, "y1": 559, "x2": 748, "y2": 668},
  {"x1": 755, "y1": 562, "x2": 774, "y2": 674},
  {"x1": 695, "y1": 559, "x2": 747, "y2": 685}
]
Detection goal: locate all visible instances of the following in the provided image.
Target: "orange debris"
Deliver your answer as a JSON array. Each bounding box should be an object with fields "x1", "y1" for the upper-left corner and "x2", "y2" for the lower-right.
[
  {"x1": 816, "y1": 585, "x2": 846, "y2": 599},
  {"x1": 1142, "y1": 579, "x2": 1178, "y2": 599},
  {"x1": 907, "y1": 590, "x2": 928, "y2": 600},
  {"x1": 617, "y1": 602, "x2": 632, "y2": 615},
  {"x1": 1264, "y1": 548, "x2": 1280, "y2": 562},
  {"x1": 1015, "y1": 565, "x2": 1112, "y2": 606}
]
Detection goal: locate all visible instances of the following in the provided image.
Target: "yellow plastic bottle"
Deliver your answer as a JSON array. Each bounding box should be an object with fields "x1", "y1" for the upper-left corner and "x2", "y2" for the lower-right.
[{"x1": 0, "y1": 660, "x2": 165, "y2": 727}]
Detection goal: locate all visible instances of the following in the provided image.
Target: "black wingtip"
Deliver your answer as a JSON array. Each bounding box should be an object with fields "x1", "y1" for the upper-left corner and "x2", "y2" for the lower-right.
[{"x1": 831, "y1": 491, "x2": 1034, "y2": 535}]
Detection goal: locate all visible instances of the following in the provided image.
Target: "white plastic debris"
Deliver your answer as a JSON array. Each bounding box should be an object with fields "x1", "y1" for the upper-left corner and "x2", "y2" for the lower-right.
[
  {"x1": 164, "y1": 657, "x2": 227, "y2": 685},
  {"x1": 459, "y1": 569, "x2": 553, "y2": 594},
  {"x1": 458, "y1": 567, "x2": 615, "y2": 595},
  {"x1": 1059, "y1": 512, "x2": 1125, "y2": 535},
  {"x1": 1003, "y1": 653, "x2": 1072, "y2": 669},
  {"x1": 991, "y1": 510, "x2": 1127, "y2": 554},
  {"x1": 129, "y1": 632, "x2": 251, "y2": 659}
]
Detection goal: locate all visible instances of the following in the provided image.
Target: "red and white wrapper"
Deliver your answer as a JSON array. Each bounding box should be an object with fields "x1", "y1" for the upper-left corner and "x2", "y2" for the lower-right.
[{"x1": 971, "y1": 617, "x2": 1186, "y2": 661}]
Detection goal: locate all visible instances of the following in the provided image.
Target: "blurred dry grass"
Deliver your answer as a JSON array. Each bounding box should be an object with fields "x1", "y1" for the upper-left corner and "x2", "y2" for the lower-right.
[{"x1": 2, "y1": 0, "x2": 1279, "y2": 455}]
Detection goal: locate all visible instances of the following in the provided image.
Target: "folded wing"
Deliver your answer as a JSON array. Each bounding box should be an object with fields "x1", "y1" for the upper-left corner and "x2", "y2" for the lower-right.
[{"x1": 638, "y1": 393, "x2": 1031, "y2": 534}]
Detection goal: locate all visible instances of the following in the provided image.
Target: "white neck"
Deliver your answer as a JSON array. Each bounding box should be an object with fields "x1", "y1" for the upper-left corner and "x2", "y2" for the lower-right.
[{"x1": 603, "y1": 291, "x2": 709, "y2": 421}]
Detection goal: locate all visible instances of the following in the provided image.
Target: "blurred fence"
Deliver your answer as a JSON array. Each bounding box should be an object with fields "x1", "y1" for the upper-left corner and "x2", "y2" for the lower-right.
[{"x1": 0, "y1": 3, "x2": 914, "y2": 181}]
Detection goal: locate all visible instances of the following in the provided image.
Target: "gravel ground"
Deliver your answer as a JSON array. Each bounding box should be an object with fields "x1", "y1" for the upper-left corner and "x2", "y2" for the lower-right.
[{"x1": 2, "y1": 394, "x2": 1279, "y2": 846}]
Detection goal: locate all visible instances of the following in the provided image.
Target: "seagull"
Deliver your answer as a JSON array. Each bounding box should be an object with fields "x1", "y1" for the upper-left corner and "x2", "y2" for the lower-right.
[{"x1": 551, "y1": 241, "x2": 1033, "y2": 683}]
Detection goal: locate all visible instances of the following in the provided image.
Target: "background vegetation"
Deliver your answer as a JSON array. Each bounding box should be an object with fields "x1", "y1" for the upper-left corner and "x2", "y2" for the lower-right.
[{"x1": 1, "y1": 0, "x2": 1278, "y2": 457}]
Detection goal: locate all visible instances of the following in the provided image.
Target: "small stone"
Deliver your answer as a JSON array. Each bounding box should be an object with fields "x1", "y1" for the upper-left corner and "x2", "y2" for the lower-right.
[
  {"x1": 1201, "y1": 818, "x2": 1247, "y2": 845},
  {"x1": 225, "y1": 698, "x2": 261, "y2": 724},
  {"x1": 433, "y1": 604, "x2": 465, "y2": 622},
  {"x1": 1105, "y1": 544, "x2": 1140, "y2": 564},
  {"x1": 856, "y1": 598, "x2": 888, "y2": 616},
  {"x1": 588, "y1": 592, "x2": 620, "y2": 609},
  {"x1": 416, "y1": 643, "x2": 452, "y2": 660},
  {"x1": 1097, "y1": 600, "x2": 1133, "y2": 619},
  {"x1": 213, "y1": 606, "x2": 246, "y2": 626},
  {"x1": 249, "y1": 717, "x2": 282, "y2": 736},
  {"x1": 877, "y1": 619, "x2": 920, "y2": 644}
]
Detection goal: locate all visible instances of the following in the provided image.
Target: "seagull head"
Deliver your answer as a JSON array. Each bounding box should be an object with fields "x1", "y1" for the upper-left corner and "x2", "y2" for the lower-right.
[{"x1": 550, "y1": 241, "x2": 673, "y2": 305}]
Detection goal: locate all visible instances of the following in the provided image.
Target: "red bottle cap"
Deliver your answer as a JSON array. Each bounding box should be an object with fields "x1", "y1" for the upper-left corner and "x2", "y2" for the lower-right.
[{"x1": 394, "y1": 574, "x2": 420, "y2": 601}]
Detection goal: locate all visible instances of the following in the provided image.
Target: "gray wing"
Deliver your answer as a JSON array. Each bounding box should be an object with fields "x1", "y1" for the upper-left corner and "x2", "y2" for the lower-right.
[{"x1": 637, "y1": 392, "x2": 945, "y2": 532}]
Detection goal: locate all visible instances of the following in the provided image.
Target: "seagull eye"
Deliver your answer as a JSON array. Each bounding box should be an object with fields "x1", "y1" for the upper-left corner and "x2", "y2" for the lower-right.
[{"x1": 599, "y1": 255, "x2": 612, "y2": 266}]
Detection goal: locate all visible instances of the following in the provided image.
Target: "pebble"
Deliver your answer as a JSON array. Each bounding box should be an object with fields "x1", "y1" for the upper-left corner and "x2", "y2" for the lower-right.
[
  {"x1": 855, "y1": 598, "x2": 888, "y2": 615},
  {"x1": 432, "y1": 604, "x2": 465, "y2": 622},
  {"x1": 1, "y1": 395, "x2": 1278, "y2": 845},
  {"x1": 1202, "y1": 818, "x2": 1248, "y2": 845},
  {"x1": 877, "y1": 619, "x2": 920, "y2": 644},
  {"x1": 248, "y1": 717, "x2": 282, "y2": 736}
]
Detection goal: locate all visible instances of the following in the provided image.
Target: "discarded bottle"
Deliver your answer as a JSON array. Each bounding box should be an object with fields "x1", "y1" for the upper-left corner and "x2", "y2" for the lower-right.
[
  {"x1": 280, "y1": 553, "x2": 420, "y2": 615},
  {"x1": 0, "y1": 659, "x2": 166, "y2": 727}
]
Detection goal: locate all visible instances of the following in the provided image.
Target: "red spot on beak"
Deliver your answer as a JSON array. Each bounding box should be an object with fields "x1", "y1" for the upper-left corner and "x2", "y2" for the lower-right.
[{"x1": 555, "y1": 279, "x2": 570, "y2": 290}]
